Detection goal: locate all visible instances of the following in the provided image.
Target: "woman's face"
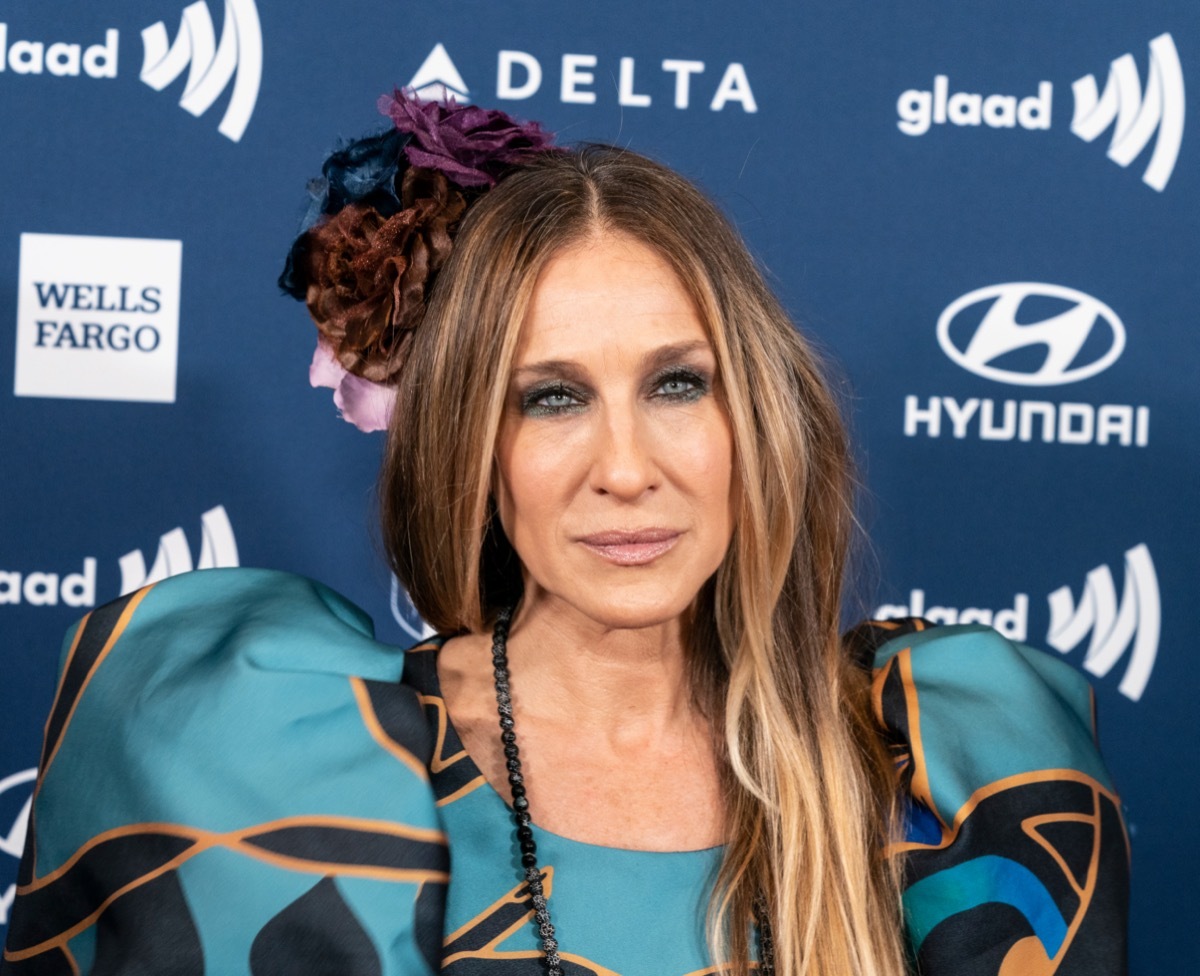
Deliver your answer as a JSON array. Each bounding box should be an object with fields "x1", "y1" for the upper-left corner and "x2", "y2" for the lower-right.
[{"x1": 494, "y1": 232, "x2": 735, "y2": 631}]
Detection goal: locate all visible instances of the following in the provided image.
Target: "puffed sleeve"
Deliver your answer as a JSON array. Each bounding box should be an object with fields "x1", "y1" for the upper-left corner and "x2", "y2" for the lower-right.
[
  {"x1": 2, "y1": 568, "x2": 446, "y2": 976},
  {"x1": 846, "y1": 618, "x2": 1130, "y2": 976}
]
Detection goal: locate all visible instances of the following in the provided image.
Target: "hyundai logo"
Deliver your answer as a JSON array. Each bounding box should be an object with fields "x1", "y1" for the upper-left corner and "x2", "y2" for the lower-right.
[{"x1": 937, "y1": 282, "x2": 1125, "y2": 386}]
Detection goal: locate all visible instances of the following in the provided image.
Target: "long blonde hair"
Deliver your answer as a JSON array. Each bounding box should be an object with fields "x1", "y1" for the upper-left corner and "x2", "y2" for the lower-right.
[{"x1": 381, "y1": 145, "x2": 907, "y2": 976}]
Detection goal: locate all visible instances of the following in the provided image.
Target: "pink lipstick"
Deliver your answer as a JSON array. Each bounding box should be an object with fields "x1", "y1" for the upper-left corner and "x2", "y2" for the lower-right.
[{"x1": 577, "y1": 529, "x2": 680, "y2": 566}]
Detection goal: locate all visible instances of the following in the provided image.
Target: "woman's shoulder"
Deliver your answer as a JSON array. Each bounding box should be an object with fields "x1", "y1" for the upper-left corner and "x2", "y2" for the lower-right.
[
  {"x1": 847, "y1": 618, "x2": 1129, "y2": 974},
  {"x1": 41, "y1": 566, "x2": 439, "y2": 808},
  {"x1": 67, "y1": 565, "x2": 405, "y2": 680},
  {"x1": 846, "y1": 617, "x2": 1114, "y2": 795},
  {"x1": 5, "y1": 567, "x2": 446, "y2": 974}
]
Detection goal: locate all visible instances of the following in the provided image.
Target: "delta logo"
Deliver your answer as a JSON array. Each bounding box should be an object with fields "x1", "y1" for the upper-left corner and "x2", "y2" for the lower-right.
[
  {"x1": 0, "y1": 0, "x2": 262, "y2": 142},
  {"x1": 895, "y1": 33, "x2": 1185, "y2": 191},
  {"x1": 405, "y1": 42, "x2": 758, "y2": 113}
]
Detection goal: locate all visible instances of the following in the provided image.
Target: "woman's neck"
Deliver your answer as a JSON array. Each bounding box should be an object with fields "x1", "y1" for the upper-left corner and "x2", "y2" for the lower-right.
[
  {"x1": 434, "y1": 593, "x2": 724, "y2": 850},
  {"x1": 504, "y1": 593, "x2": 696, "y2": 743}
]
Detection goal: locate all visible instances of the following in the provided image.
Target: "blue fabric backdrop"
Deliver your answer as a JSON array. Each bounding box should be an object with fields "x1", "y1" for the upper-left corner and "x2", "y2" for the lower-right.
[{"x1": 1, "y1": 1, "x2": 1194, "y2": 971}]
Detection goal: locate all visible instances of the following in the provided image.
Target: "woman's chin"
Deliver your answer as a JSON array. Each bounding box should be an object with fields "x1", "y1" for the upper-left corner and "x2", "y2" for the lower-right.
[{"x1": 524, "y1": 586, "x2": 696, "y2": 636}]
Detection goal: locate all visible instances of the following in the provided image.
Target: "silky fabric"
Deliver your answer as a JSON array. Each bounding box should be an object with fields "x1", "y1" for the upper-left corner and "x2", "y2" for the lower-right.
[{"x1": 1, "y1": 569, "x2": 1128, "y2": 974}]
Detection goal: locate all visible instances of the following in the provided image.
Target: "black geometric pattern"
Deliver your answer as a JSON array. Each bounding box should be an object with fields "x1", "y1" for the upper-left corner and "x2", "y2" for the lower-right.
[{"x1": 250, "y1": 877, "x2": 381, "y2": 976}]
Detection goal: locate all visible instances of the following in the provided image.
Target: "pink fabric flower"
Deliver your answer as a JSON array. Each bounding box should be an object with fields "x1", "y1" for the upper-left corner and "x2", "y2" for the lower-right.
[{"x1": 309, "y1": 340, "x2": 396, "y2": 432}]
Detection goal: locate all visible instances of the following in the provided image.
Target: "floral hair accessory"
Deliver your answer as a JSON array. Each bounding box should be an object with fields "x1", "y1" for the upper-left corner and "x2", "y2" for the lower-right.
[
  {"x1": 280, "y1": 89, "x2": 557, "y2": 429},
  {"x1": 309, "y1": 339, "x2": 396, "y2": 433},
  {"x1": 378, "y1": 89, "x2": 555, "y2": 188}
]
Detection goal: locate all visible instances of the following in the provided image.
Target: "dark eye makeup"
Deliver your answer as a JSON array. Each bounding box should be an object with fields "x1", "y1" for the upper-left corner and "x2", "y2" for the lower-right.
[
  {"x1": 516, "y1": 364, "x2": 713, "y2": 418},
  {"x1": 519, "y1": 382, "x2": 589, "y2": 417},
  {"x1": 649, "y1": 366, "x2": 710, "y2": 402}
]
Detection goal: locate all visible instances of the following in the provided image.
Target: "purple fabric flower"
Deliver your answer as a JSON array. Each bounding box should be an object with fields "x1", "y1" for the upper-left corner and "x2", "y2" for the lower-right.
[
  {"x1": 310, "y1": 339, "x2": 396, "y2": 433},
  {"x1": 377, "y1": 88, "x2": 556, "y2": 188}
]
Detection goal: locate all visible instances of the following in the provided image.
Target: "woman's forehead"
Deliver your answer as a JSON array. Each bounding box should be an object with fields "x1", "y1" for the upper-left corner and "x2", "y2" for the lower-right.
[{"x1": 514, "y1": 234, "x2": 710, "y2": 366}]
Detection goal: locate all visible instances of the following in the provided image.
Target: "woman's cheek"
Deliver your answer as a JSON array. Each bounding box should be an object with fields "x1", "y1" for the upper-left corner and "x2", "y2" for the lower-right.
[
  {"x1": 662, "y1": 406, "x2": 733, "y2": 484},
  {"x1": 501, "y1": 423, "x2": 581, "y2": 525}
]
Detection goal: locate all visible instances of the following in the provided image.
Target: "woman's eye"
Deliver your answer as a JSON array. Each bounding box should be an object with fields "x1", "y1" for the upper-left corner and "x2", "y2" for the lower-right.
[
  {"x1": 652, "y1": 369, "x2": 708, "y2": 401},
  {"x1": 659, "y1": 377, "x2": 694, "y2": 395},
  {"x1": 521, "y1": 384, "x2": 585, "y2": 416},
  {"x1": 541, "y1": 390, "x2": 576, "y2": 408}
]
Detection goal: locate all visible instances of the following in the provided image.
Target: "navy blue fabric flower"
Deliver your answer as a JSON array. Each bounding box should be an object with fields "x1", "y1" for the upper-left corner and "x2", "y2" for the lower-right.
[
  {"x1": 280, "y1": 128, "x2": 412, "y2": 298},
  {"x1": 317, "y1": 127, "x2": 411, "y2": 222}
]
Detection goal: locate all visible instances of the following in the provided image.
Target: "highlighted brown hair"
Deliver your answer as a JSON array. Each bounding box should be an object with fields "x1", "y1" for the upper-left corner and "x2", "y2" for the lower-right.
[{"x1": 381, "y1": 145, "x2": 906, "y2": 976}]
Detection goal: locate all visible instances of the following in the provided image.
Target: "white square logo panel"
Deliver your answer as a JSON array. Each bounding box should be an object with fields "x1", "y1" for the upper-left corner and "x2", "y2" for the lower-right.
[{"x1": 14, "y1": 233, "x2": 182, "y2": 402}]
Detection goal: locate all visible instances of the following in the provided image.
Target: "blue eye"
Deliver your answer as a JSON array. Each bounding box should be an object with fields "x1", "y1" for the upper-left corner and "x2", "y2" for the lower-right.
[
  {"x1": 521, "y1": 384, "x2": 586, "y2": 417},
  {"x1": 540, "y1": 390, "x2": 577, "y2": 409},
  {"x1": 652, "y1": 369, "x2": 708, "y2": 402}
]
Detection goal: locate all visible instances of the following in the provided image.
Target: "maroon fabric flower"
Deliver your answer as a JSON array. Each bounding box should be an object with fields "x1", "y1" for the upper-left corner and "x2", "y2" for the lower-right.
[
  {"x1": 377, "y1": 88, "x2": 556, "y2": 188},
  {"x1": 302, "y1": 168, "x2": 467, "y2": 383}
]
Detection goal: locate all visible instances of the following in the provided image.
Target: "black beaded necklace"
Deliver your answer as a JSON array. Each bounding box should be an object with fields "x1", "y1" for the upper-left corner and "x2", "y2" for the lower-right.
[
  {"x1": 488, "y1": 607, "x2": 776, "y2": 975},
  {"x1": 489, "y1": 607, "x2": 563, "y2": 974}
]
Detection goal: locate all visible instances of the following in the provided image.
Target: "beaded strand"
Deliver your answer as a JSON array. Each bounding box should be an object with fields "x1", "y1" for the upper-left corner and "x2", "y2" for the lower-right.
[{"x1": 491, "y1": 608, "x2": 563, "y2": 975}]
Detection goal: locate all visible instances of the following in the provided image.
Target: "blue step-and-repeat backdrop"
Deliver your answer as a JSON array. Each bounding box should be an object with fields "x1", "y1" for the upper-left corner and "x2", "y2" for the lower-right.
[{"x1": 1, "y1": 1, "x2": 1195, "y2": 970}]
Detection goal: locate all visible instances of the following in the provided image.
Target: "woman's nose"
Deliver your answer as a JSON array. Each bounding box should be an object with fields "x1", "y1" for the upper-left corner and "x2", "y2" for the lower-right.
[{"x1": 587, "y1": 406, "x2": 659, "y2": 499}]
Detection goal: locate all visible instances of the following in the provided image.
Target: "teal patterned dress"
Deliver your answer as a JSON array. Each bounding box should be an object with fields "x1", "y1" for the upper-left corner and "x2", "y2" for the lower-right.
[{"x1": 1, "y1": 569, "x2": 1128, "y2": 974}]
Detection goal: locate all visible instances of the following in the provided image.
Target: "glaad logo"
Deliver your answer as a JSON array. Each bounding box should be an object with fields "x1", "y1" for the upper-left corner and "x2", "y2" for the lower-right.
[
  {"x1": 0, "y1": 1, "x2": 260, "y2": 142},
  {"x1": 1047, "y1": 544, "x2": 1159, "y2": 701},
  {"x1": 896, "y1": 77, "x2": 1051, "y2": 135},
  {"x1": 874, "y1": 590, "x2": 1030, "y2": 640},
  {"x1": 0, "y1": 24, "x2": 117, "y2": 77},
  {"x1": 0, "y1": 767, "x2": 37, "y2": 925},
  {"x1": 1071, "y1": 34, "x2": 1184, "y2": 192},
  {"x1": 937, "y1": 282, "x2": 1125, "y2": 386},
  {"x1": 0, "y1": 507, "x2": 237, "y2": 607},
  {"x1": 119, "y1": 505, "x2": 239, "y2": 595},
  {"x1": 0, "y1": 560, "x2": 95, "y2": 608},
  {"x1": 896, "y1": 33, "x2": 1185, "y2": 191},
  {"x1": 904, "y1": 283, "x2": 1150, "y2": 448},
  {"x1": 873, "y1": 544, "x2": 1161, "y2": 701},
  {"x1": 14, "y1": 233, "x2": 182, "y2": 403},
  {"x1": 140, "y1": 0, "x2": 263, "y2": 143},
  {"x1": 407, "y1": 43, "x2": 757, "y2": 113}
]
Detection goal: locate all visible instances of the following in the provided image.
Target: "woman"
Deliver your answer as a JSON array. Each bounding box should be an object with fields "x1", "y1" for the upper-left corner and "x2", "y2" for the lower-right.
[{"x1": 3, "y1": 92, "x2": 1127, "y2": 976}]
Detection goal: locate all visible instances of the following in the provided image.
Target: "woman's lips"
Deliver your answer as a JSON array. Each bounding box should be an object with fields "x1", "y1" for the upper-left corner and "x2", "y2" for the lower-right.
[{"x1": 577, "y1": 529, "x2": 681, "y2": 566}]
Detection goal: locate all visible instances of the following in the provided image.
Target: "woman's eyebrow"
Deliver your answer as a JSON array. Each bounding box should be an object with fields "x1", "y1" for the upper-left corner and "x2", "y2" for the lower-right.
[
  {"x1": 642, "y1": 340, "x2": 713, "y2": 373},
  {"x1": 513, "y1": 340, "x2": 714, "y2": 382},
  {"x1": 511, "y1": 359, "x2": 589, "y2": 383}
]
